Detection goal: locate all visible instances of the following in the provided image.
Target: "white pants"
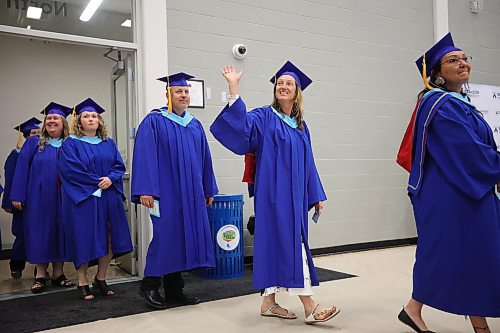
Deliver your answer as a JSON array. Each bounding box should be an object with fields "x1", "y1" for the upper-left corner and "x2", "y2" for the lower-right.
[{"x1": 262, "y1": 243, "x2": 314, "y2": 296}]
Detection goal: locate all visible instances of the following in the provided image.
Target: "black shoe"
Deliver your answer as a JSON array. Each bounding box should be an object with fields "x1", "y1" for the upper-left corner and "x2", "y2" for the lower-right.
[
  {"x1": 165, "y1": 290, "x2": 200, "y2": 305},
  {"x1": 11, "y1": 271, "x2": 22, "y2": 279},
  {"x1": 139, "y1": 288, "x2": 168, "y2": 309},
  {"x1": 398, "y1": 308, "x2": 436, "y2": 333}
]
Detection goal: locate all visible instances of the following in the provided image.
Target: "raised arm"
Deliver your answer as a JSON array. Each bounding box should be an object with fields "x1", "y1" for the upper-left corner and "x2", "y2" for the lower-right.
[{"x1": 210, "y1": 65, "x2": 265, "y2": 155}]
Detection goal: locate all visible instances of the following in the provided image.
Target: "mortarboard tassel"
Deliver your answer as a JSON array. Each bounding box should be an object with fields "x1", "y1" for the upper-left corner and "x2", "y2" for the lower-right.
[
  {"x1": 422, "y1": 55, "x2": 435, "y2": 91},
  {"x1": 16, "y1": 126, "x2": 23, "y2": 149},
  {"x1": 167, "y1": 75, "x2": 173, "y2": 114}
]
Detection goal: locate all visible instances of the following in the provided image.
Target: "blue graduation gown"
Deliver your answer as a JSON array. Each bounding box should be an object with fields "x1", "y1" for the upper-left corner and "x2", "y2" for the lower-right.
[
  {"x1": 2, "y1": 149, "x2": 26, "y2": 261},
  {"x1": 131, "y1": 109, "x2": 218, "y2": 277},
  {"x1": 57, "y1": 136, "x2": 132, "y2": 268},
  {"x1": 0, "y1": 184, "x2": 3, "y2": 250},
  {"x1": 10, "y1": 137, "x2": 65, "y2": 264},
  {"x1": 409, "y1": 90, "x2": 500, "y2": 316},
  {"x1": 210, "y1": 97, "x2": 327, "y2": 289}
]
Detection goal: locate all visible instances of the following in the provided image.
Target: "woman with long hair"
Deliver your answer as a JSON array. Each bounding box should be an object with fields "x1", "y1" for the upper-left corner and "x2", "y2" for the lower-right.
[
  {"x1": 211, "y1": 61, "x2": 339, "y2": 324},
  {"x1": 10, "y1": 103, "x2": 73, "y2": 293},
  {"x1": 398, "y1": 33, "x2": 500, "y2": 333},
  {"x1": 57, "y1": 98, "x2": 132, "y2": 300}
]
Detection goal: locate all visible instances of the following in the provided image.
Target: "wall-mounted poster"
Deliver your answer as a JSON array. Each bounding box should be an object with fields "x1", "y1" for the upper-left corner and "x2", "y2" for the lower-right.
[
  {"x1": 465, "y1": 83, "x2": 500, "y2": 151},
  {"x1": 187, "y1": 79, "x2": 205, "y2": 109}
]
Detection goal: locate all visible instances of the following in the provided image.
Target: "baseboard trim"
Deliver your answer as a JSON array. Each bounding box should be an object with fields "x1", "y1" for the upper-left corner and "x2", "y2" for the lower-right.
[
  {"x1": 1, "y1": 238, "x2": 418, "y2": 264},
  {"x1": 243, "y1": 237, "x2": 417, "y2": 265},
  {"x1": 310, "y1": 237, "x2": 417, "y2": 256}
]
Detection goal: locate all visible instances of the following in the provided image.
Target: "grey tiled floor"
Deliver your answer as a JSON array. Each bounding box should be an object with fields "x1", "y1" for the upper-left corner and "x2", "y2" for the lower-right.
[{"x1": 37, "y1": 246, "x2": 500, "y2": 333}]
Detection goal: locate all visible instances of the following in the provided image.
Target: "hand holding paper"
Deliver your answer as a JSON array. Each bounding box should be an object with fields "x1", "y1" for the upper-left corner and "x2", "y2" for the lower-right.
[
  {"x1": 140, "y1": 195, "x2": 154, "y2": 208},
  {"x1": 313, "y1": 201, "x2": 323, "y2": 223}
]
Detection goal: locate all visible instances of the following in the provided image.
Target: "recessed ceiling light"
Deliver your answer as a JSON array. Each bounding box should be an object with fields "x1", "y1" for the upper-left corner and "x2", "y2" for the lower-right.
[
  {"x1": 121, "y1": 19, "x2": 132, "y2": 27},
  {"x1": 27, "y1": 6, "x2": 42, "y2": 19},
  {"x1": 79, "y1": 0, "x2": 103, "y2": 22},
  {"x1": 27, "y1": 25, "x2": 31, "y2": 29}
]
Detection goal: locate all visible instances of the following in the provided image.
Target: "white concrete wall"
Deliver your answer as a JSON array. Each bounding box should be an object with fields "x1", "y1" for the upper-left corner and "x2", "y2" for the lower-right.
[
  {"x1": 449, "y1": 0, "x2": 500, "y2": 86},
  {"x1": 165, "y1": 0, "x2": 435, "y2": 255}
]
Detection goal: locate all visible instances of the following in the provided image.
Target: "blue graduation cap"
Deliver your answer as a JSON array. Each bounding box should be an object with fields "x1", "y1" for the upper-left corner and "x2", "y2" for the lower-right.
[
  {"x1": 416, "y1": 32, "x2": 462, "y2": 78},
  {"x1": 14, "y1": 117, "x2": 42, "y2": 134},
  {"x1": 74, "y1": 98, "x2": 105, "y2": 115},
  {"x1": 157, "y1": 72, "x2": 195, "y2": 113},
  {"x1": 41, "y1": 102, "x2": 72, "y2": 118},
  {"x1": 270, "y1": 61, "x2": 313, "y2": 91},
  {"x1": 157, "y1": 72, "x2": 195, "y2": 87}
]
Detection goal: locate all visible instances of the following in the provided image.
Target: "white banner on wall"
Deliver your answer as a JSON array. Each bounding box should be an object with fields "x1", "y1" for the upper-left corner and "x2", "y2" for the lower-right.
[{"x1": 465, "y1": 83, "x2": 500, "y2": 151}]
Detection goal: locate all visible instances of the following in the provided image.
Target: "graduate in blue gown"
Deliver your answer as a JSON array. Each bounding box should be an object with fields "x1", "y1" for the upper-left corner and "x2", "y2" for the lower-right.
[
  {"x1": 10, "y1": 103, "x2": 75, "y2": 293},
  {"x1": 0, "y1": 184, "x2": 3, "y2": 250},
  {"x1": 397, "y1": 33, "x2": 500, "y2": 333},
  {"x1": 210, "y1": 62, "x2": 339, "y2": 324},
  {"x1": 2, "y1": 117, "x2": 41, "y2": 279},
  {"x1": 132, "y1": 72, "x2": 218, "y2": 309},
  {"x1": 58, "y1": 98, "x2": 132, "y2": 300}
]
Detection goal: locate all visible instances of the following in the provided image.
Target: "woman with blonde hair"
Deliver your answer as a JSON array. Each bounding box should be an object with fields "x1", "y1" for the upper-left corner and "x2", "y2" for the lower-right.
[
  {"x1": 58, "y1": 98, "x2": 132, "y2": 300},
  {"x1": 10, "y1": 103, "x2": 73, "y2": 293},
  {"x1": 211, "y1": 62, "x2": 339, "y2": 324}
]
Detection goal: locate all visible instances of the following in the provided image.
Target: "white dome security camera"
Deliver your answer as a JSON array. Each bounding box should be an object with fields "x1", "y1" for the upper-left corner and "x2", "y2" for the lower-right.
[{"x1": 232, "y1": 44, "x2": 247, "y2": 60}]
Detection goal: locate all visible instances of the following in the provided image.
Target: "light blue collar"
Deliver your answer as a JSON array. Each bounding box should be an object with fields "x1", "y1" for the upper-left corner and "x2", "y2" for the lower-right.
[
  {"x1": 15, "y1": 148, "x2": 21, "y2": 153},
  {"x1": 271, "y1": 107, "x2": 298, "y2": 128},
  {"x1": 70, "y1": 134, "x2": 103, "y2": 144},
  {"x1": 48, "y1": 137, "x2": 63, "y2": 148},
  {"x1": 160, "y1": 108, "x2": 194, "y2": 127},
  {"x1": 449, "y1": 91, "x2": 476, "y2": 108},
  {"x1": 426, "y1": 89, "x2": 475, "y2": 108}
]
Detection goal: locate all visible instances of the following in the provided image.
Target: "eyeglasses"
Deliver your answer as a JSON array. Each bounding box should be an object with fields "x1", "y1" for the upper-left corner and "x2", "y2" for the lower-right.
[{"x1": 441, "y1": 56, "x2": 472, "y2": 65}]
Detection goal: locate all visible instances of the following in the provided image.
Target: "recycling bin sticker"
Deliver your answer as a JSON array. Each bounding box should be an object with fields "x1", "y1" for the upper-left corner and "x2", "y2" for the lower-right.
[{"x1": 216, "y1": 225, "x2": 240, "y2": 251}]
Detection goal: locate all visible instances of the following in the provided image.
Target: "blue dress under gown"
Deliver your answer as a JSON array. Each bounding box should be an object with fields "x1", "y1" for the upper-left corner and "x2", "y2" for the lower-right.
[
  {"x1": 0, "y1": 183, "x2": 3, "y2": 250},
  {"x1": 57, "y1": 135, "x2": 132, "y2": 268},
  {"x1": 131, "y1": 109, "x2": 218, "y2": 277},
  {"x1": 210, "y1": 97, "x2": 327, "y2": 290},
  {"x1": 10, "y1": 137, "x2": 65, "y2": 264},
  {"x1": 409, "y1": 90, "x2": 500, "y2": 316}
]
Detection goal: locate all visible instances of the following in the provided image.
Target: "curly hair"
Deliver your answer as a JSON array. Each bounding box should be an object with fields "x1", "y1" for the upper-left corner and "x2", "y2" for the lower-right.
[
  {"x1": 271, "y1": 82, "x2": 305, "y2": 130},
  {"x1": 38, "y1": 115, "x2": 70, "y2": 152},
  {"x1": 70, "y1": 114, "x2": 108, "y2": 140}
]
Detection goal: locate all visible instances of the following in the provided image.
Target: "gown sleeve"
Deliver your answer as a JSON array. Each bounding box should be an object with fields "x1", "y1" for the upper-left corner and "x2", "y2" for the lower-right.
[
  {"x1": 304, "y1": 123, "x2": 327, "y2": 210},
  {"x1": 10, "y1": 137, "x2": 39, "y2": 203},
  {"x1": 57, "y1": 138, "x2": 102, "y2": 204},
  {"x1": 427, "y1": 100, "x2": 500, "y2": 201},
  {"x1": 131, "y1": 114, "x2": 160, "y2": 203},
  {"x1": 106, "y1": 139, "x2": 126, "y2": 184},
  {"x1": 198, "y1": 122, "x2": 218, "y2": 198},
  {"x1": 209, "y1": 97, "x2": 264, "y2": 155}
]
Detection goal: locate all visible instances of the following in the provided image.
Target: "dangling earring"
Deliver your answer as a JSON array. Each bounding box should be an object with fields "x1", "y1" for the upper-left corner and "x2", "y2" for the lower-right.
[{"x1": 435, "y1": 76, "x2": 445, "y2": 86}]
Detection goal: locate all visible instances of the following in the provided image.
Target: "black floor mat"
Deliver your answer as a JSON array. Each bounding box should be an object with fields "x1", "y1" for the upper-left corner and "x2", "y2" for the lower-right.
[{"x1": 0, "y1": 265, "x2": 355, "y2": 333}]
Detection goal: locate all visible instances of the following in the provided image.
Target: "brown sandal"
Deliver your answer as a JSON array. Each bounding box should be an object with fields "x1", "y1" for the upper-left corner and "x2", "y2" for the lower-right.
[
  {"x1": 305, "y1": 304, "x2": 341, "y2": 324},
  {"x1": 260, "y1": 303, "x2": 297, "y2": 319}
]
